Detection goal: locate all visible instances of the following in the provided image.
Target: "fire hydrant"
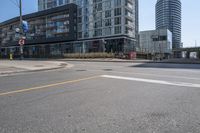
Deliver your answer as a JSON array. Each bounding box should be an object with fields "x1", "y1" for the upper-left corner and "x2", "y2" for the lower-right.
[{"x1": 9, "y1": 53, "x2": 13, "y2": 60}]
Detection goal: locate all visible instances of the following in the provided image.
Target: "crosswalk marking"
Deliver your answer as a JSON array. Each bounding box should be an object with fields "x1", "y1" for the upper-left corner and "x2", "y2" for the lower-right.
[{"x1": 101, "y1": 75, "x2": 200, "y2": 88}]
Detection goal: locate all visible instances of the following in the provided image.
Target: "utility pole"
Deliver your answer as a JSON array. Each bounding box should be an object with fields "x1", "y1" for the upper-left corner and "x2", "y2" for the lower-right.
[{"x1": 19, "y1": 0, "x2": 24, "y2": 60}]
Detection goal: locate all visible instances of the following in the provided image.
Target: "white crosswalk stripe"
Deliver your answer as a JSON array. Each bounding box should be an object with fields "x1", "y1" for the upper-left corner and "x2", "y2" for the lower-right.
[{"x1": 101, "y1": 75, "x2": 200, "y2": 88}]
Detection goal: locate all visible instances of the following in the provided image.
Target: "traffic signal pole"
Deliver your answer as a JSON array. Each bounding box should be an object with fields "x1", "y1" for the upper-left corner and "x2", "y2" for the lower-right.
[{"x1": 19, "y1": 0, "x2": 24, "y2": 60}]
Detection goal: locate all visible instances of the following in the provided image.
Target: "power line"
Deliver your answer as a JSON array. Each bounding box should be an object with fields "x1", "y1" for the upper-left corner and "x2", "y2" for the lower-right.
[{"x1": 9, "y1": 0, "x2": 20, "y2": 8}]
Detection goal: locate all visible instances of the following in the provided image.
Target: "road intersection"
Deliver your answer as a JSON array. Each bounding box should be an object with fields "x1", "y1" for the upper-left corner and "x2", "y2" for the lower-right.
[{"x1": 0, "y1": 61, "x2": 200, "y2": 133}]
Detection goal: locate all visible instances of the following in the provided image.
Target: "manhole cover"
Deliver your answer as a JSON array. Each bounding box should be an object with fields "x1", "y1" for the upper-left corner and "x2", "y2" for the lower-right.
[
  {"x1": 60, "y1": 63, "x2": 67, "y2": 66},
  {"x1": 76, "y1": 70, "x2": 87, "y2": 72},
  {"x1": 103, "y1": 69, "x2": 113, "y2": 71},
  {"x1": 34, "y1": 65, "x2": 44, "y2": 67}
]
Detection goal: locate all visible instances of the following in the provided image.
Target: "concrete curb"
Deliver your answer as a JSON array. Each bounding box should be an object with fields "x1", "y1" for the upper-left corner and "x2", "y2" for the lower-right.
[
  {"x1": 158, "y1": 61, "x2": 200, "y2": 64},
  {"x1": 58, "y1": 59, "x2": 152, "y2": 63},
  {"x1": 0, "y1": 62, "x2": 72, "y2": 76},
  {"x1": 58, "y1": 59, "x2": 200, "y2": 64}
]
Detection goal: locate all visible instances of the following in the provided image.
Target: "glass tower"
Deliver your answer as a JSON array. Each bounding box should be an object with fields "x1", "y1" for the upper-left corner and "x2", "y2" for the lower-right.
[{"x1": 156, "y1": 0, "x2": 181, "y2": 49}]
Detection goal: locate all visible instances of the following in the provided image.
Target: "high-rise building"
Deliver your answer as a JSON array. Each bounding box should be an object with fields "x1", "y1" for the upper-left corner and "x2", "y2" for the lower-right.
[
  {"x1": 156, "y1": 0, "x2": 181, "y2": 49},
  {"x1": 38, "y1": 0, "x2": 77, "y2": 11},
  {"x1": 38, "y1": 0, "x2": 139, "y2": 53}
]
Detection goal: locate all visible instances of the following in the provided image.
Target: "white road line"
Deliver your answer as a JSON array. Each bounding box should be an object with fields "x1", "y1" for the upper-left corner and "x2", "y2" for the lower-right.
[
  {"x1": 88, "y1": 69, "x2": 200, "y2": 80},
  {"x1": 101, "y1": 75, "x2": 200, "y2": 88}
]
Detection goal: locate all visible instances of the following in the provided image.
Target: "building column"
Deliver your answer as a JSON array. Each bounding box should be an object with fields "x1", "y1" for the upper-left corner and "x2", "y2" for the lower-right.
[
  {"x1": 186, "y1": 51, "x2": 190, "y2": 59},
  {"x1": 82, "y1": 42, "x2": 86, "y2": 53},
  {"x1": 197, "y1": 51, "x2": 200, "y2": 59}
]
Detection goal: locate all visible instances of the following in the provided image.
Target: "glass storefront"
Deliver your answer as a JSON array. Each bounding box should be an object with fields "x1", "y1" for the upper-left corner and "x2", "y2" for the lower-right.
[{"x1": 0, "y1": 37, "x2": 136, "y2": 58}]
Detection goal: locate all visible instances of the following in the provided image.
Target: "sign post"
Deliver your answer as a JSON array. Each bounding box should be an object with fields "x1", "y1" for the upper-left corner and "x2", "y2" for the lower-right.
[
  {"x1": 19, "y1": 0, "x2": 29, "y2": 60},
  {"x1": 19, "y1": 38, "x2": 25, "y2": 59}
]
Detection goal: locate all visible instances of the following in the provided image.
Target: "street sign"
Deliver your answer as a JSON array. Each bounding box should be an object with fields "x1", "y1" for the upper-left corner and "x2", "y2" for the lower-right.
[
  {"x1": 22, "y1": 21, "x2": 29, "y2": 33},
  {"x1": 15, "y1": 28, "x2": 20, "y2": 33},
  {"x1": 22, "y1": 36, "x2": 26, "y2": 39},
  {"x1": 18, "y1": 39, "x2": 25, "y2": 46}
]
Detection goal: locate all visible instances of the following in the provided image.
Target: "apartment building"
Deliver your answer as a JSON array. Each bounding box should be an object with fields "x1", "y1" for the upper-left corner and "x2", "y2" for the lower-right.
[{"x1": 0, "y1": 0, "x2": 139, "y2": 58}]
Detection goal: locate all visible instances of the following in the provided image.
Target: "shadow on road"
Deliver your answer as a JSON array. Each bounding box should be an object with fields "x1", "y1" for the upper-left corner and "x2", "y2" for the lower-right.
[{"x1": 130, "y1": 63, "x2": 200, "y2": 69}]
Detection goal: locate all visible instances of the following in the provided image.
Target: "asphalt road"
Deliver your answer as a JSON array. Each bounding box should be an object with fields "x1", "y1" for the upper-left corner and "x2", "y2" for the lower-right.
[{"x1": 0, "y1": 61, "x2": 200, "y2": 133}]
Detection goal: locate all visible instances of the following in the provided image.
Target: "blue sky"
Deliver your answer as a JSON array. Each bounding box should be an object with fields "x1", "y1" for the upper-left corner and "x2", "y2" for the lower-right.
[{"x1": 0, "y1": 0, "x2": 199, "y2": 47}]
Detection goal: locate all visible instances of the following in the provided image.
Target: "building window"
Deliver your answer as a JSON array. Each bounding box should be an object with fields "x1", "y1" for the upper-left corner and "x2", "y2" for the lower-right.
[
  {"x1": 65, "y1": 0, "x2": 69, "y2": 4},
  {"x1": 78, "y1": 32, "x2": 82, "y2": 38},
  {"x1": 105, "y1": 10, "x2": 111, "y2": 18},
  {"x1": 9, "y1": 25, "x2": 13, "y2": 30},
  {"x1": 84, "y1": 32, "x2": 89, "y2": 38},
  {"x1": 78, "y1": 8, "x2": 82, "y2": 16},
  {"x1": 105, "y1": 1, "x2": 111, "y2": 10},
  {"x1": 58, "y1": 0, "x2": 63, "y2": 5},
  {"x1": 114, "y1": 17, "x2": 121, "y2": 25},
  {"x1": 93, "y1": 12, "x2": 102, "y2": 20},
  {"x1": 115, "y1": 26, "x2": 121, "y2": 34},
  {"x1": 93, "y1": 0, "x2": 102, "y2": 3},
  {"x1": 78, "y1": 24, "x2": 82, "y2": 31},
  {"x1": 95, "y1": 20, "x2": 102, "y2": 28},
  {"x1": 159, "y1": 36, "x2": 167, "y2": 41},
  {"x1": 94, "y1": 29, "x2": 102, "y2": 37},
  {"x1": 114, "y1": 8, "x2": 121, "y2": 16},
  {"x1": 114, "y1": 0, "x2": 121, "y2": 7},
  {"x1": 47, "y1": 0, "x2": 57, "y2": 9},
  {"x1": 104, "y1": 19, "x2": 111, "y2": 26},
  {"x1": 78, "y1": 17, "x2": 82, "y2": 23},
  {"x1": 104, "y1": 27, "x2": 112, "y2": 35},
  {"x1": 94, "y1": 3, "x2": 102, "y2": 12}
]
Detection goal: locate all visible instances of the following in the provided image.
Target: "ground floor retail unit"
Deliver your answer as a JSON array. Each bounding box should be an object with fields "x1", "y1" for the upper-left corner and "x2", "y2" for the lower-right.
[{"x1": 0, "y1": 37, "x2": 137, "y2": 58}]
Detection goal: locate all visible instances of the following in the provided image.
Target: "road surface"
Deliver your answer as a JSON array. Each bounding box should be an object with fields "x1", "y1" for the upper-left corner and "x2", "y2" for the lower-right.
[{"x1": 0, "y1": 61, "x2": 200, "y2": 133}]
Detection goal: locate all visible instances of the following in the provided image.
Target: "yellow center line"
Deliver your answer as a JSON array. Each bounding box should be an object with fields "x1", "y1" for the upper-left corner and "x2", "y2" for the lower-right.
[{"x1": 0, "y1": 75, "x2": 100, "y2": 96}]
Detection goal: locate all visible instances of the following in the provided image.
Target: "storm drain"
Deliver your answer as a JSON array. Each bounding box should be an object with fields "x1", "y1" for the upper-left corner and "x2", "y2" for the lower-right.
[{"x1": 34, "y1": 65, "x2": 44, "y2": 67}]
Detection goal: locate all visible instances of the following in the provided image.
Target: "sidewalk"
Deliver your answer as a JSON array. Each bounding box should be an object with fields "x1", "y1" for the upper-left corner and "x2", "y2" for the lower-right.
[{"x1": 0, "y1": 60, "x2": 69, "y2": 76}]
